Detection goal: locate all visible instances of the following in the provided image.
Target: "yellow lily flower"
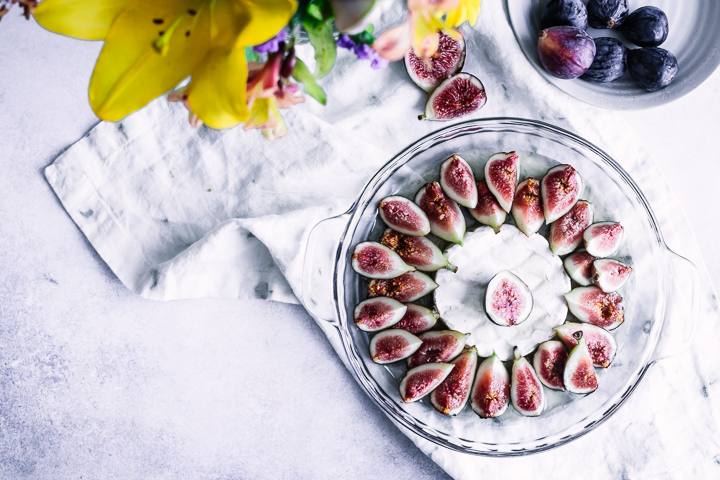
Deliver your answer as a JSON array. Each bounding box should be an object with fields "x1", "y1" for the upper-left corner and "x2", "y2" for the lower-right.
[
  {"x1": 34, "y1": 0, "x2": 297, "y2": 129},
  {"x1": 445, "y1": 0, "x2": 482, "y2": 27}
]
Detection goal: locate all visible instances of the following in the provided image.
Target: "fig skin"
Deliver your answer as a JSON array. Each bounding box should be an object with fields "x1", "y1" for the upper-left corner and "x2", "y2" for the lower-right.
[
  {"x1": 351, "y1": 241, "x2": 415, "y2": 279},
  {"x1": 511, "y1": 178, "x2": 544, "y2": 236},
  {"x1": 380, "y1": 229, "x2": 456, "y2": 272},
  {"x1": 533, "y1": 340, "x2": 568, "y2": 391},
  {"x1": 399, "y1": 362, "x2": 455, "y2": 403},
  {"x1": 484, "y1": 152, "x2": 519, "y2": 213},
  {"x1": 549, "y1": 200, "x2": 594, "y2": 256},
  {"x1": 564, "y1": 250, "x2": 597, "y2": 286},
  {"x1": 407, "y1": 330, "x2": 469, "y2": 369},
  {"x1": 583, "y1": 221, "x2": 623, "y2": 258},
  {"x1": 541, "y1": 164, "x2": 584, "y2": 223},
  {"x1": 587, "y1": 0, "x2": 629, "y2": 29},
  {"x1": 354, "y1": 297, "x2": 408, "y2": 332},
  {"x1": 470, "y1": 179, "x2": 507, "y2": 233},
  {"x1": 510, "y1": 350, "x2": 545, "y2": 417},
  {"x1": 471, "y1": 352, "x2": 510, "y2": 419},
  {"x1": 431, "y1": 347, "x2": 478, "y2": 416},
  {"x1": 394, "y1": 303, "x2": 439, "y2": 334},
  {"x1": 620, "y1": 6, "x2": 668, "y2": 47},
  {"x1": 582, "y1": 37, "x2": 626, "y2": 83},
  {"x1": 415, "y1": 182, "x2": 466, "y2": 245},
  {"x1": 440, "y1": 154, "x2": 478, "y2": 209},
  {"x1": 627, "y1": 47, "x2": 678, "y2": 92},
  {"x1": 369, "y1": 329, "x2": 423, "y2": 364},
  {"x1": 565, "y1": 286, "x2": 624, "y2": 330},
  {"x1": 537, "y1": 27, "x2": 596, "y2": 80},
  {"x1": 420, "y1": 73, "x2": 487, "y2": 121},
  {"x1": 592, "y1": 258, "x2": 632, "y2": 293},
  {"x1": 405, "y1": 31, "x2": 466, "y2": 93},
  {"x1": 368, "y1": 271, "x2": 438, "y2": 303},
  {"x1": 541, "y1": 0, "x2": 588, "y2": 31},
  {"x1": 485, "y1": 270, "x2": 533, "y2": 327},
  {"x1": 555, "y1": 322, "x2": 618, "y2": 368},
  {"x1": 378, "y1": 196, "x2": 431, "y2": 237},
  {"x1": 563, "y1": 332, "x2": 599, "y2": 394}
]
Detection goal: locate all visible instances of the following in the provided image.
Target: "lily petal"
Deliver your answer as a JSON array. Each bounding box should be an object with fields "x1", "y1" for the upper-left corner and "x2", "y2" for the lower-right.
[
  {"x1": 372, "y1": 20, "x2": 412, "y2": 61},
  {"x1": 218, "y1": 0, "x2": 297, "y2": 46},
  {"x1": 34, "y1": 0, "x2": 131, "y2": 40}
]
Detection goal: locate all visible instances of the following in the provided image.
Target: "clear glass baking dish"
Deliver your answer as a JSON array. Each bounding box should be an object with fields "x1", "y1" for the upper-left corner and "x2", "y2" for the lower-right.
[{"x1": 302, "y1": 118, "x2": 699, "y2": 456}]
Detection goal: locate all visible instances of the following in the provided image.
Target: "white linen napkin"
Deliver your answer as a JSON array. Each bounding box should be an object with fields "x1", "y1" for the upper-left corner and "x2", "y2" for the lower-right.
[{"x1": 44, "y1": 1, "x2": 720, "y2": 478}]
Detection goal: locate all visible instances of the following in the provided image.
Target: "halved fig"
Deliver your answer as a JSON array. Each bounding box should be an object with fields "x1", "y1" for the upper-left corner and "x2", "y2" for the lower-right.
[
  {"x1": 368, "y1": 271, "x2": 438, "y2": 303},
  {"x1": 484, "y1": 152, "x2": 519, "y2": 213},
  {"x1": 555, "y1": 322, "x2": 617, "y2": 367},
  {"x1": 511, "y1": 178, "x2": 544, "y2": 236},
  {"x1": 380, "y1": 229, "x2": 456, "y2": 272},
  {"x1": 533, "y1": 340, "x2": 568, "y2": 391},
  {"x1": 407, "y1": 330, "x2": 469, "y2": 369},
  {"x1": 592, "y1": 258, "x2": 632, "y2": 292},
  {"x1": 541, "y1": 164, "x2": 583, "y2": 223},
  {"x1": 378, "y1": 196, "x2": 431, "y2": 237},
  {"x1": 471, "y1": 352, "x2": 510, "y2": 418},
  {"x1": 415, "y1": 182, "x2": 466, "y2": 244},
  {"x1": 369, "y1": 329, "x2": 422, "y2": 364},
  {"x1": 564, "y1": 250, "x2": 597, "y2": 286},
  {"x1": 431, "y1": 347, "x2": 478, "y2": 416},
  {"x1": 394, "y1": 303, "x2": 439, "y2": 334},
  {"x1": 404, "y1": 31, "x2": 466, "y2": 92},
  {"x1": 584, "y1": 222, "x2": 624, "y2": 257},
  {"x1": 353, "y1": 297, "x2": 408, "y2": 332},
  {"x1": 419, "y1": 73, "x2": 487, "y2": 121},
  {"x1": 563, "y1": 331, "x2": 598, "y2": 394},
  {"x1": 485, "y1": 270, "x2": 533, "y2": 327},
  {"x1": 510, "y1": 349, "x2": 545, "y2": 417},
  {"x1": 470, "y1": 179, "x2": 507, "y2": 232},
  {"x1": 440, "y1": 154, "x2": 478, "y2": 208},
  {"x1": 399, "y1": 363, "x2": 455, "y2": 403},
  {"x1": 351, "y1": 242, "x2": 414, "y2": 279},
  {"x1": 549, "y1": 200, "x2": 594, "y2": 256},
  {"x1": 565, "y1": 286, "x2": 624, "y2": 330}
]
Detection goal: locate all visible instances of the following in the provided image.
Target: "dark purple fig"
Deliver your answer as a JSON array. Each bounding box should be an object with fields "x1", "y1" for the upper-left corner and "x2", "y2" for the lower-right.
[
  {"x1": 592, "y1": 258, "x2": 632, "y2": 293},
  {"x1": 354, "y1": 297, "x2": 408, "y2": 332},
  {"x1": 533, "y1": 340, "x2": 568, "y2": 391},
  {"x1": 399, "y1": 363, "x2": 455, "y2": 403},
  {"x1": 583, "y1": 221, "x2": 623, "y2": 257},
  {"x1": 564, "y1": 250, "x2": 597, "y2": 286},
  {"x1": 484, "y1": 152, "x2": 519, "y2": 213},
  {"x1": 563, "y1": 331, "x2": 598, "y2": 394},
  {"x1": 627, "y1": 47, "x2": 678, "y2": 92},
  {"x1": 541, "y1": 0, "x2": 588, "y2": 31},
  {"x1": 431, "y1": 347, "x2": 478, "y2": 416},
  {"x1": 581, "y1": 37, "x2": 627, "y2": 83},
  {"x1": 541, "y1": 164, "x2": 584, "y2": 223},
  {"x1": 379, "y1": 229, "x2": 456, "y2": 272},
  {"x1": 407, "y1": 330, "x2": 469, "y2": 369},
  {"x1": 485, "y1": 270, "x2": 533, "y2": 327},
  {"x1": 537, "y1": 26, "x2": 596, "y2": 79},
  {"x1": 369, "y1": 329, "x2": 423, "y2": 364},
  {"x1": 511, "y1": 178, "x2": 544, "y2": 236},
  {"x1": 351, "y1": 241, "x2": 414, "y2": 279},
  {"x1": 555, "y1": 322, "x2": 617, "y2": 368},
  {"x1": 415, "y1": 182, "x2": 466, "y2": 244},
  {"x1": 470, "y1": 179, "x2": 507, "y2": 233},
  {"x1": 378, "y1": 196, "x2": 430, "y2": 237},
  {"x1": 620, "y1": 7, "x2": 669, "y2": 47},
  {"x1": 395, "y1": 303, "x2": 439, "y2": 334},
  {"x1": 405, "y1": 31, "x2": 466, "y2": 92},
  {"x1": 440, "y1": 154, "x2": 478, "y2": 208},
  {"x1": 510, "y1": 349, "x2": 545, "y2": 417},
  {"x1": 549, "y1": 200, "x2": 594, "y2": 256},
  {"x1": 368, "y1": 271, "x2": 438, "y2": 303},
  {"x1": 565, "y1": 286, "x2": 624, "y2": 330},
  {"x1": 587, "y1": 0, "x2": 629, "y2": 29},
  {"x1": 419, "y1": 73, "x2": 487, "y2": 121},
  {"x1": 471, "y1": 352, "x2": 510, "y2": 418}
]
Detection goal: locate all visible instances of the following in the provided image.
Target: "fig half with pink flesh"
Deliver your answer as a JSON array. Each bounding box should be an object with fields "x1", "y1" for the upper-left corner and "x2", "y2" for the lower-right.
[
  {"x1": 484, "y1": 152, "x2": 519, "y2": 213},
  {"x1": 533, "y1": 340, "x2": 568, "y2": 391},
  {"x1": 354, "y1": 297, "x2": 408, "y2": 332},
  {"x1": 368, "y1": 271, "x2": 438, "y2": 303},
  {"x1": 541, "y1": 164, "x2": 584, "y2": 223},
  {"x1": 485, "y1": 270, "x2": 533, "y2": 327},
  {"x1": 405, "y1": 31, "x2": 466, "y2": 92},
  {"x1": 564, "y1": 250, "x2": 597, "y2": 286},
  {"x1": 549, "y1": 200, "x2": 594, "y2": 256},
  {"x1": 415, "y1": 182, "x2": 466, "y2": 245},
  {"x1": 510, "y1": 349, "x2": 545, "y2": 417},
  {"x1": 407, "y1": 330, "x2": 469, "y2": 369},
  {"x1": 431, "y1": 347, "x2": 478, "y2": 416},
  {"x1": 419, "y1": 73, "x2": 487, "y2": 121},
  {"x1": 440, "y1": 154, "x2": 478, "y2": 208},
  {"x1": 394, "y1": 303, "x2": 439, "y2": 334},
  {"x1": 565, "y1": 286, "x2": 624, "y2": 330},
  {"x1": 380, "y1": 229, "x2": 456, "y2": 272},
  {"x1": 369, "y1": 329, "x2": 422, "y2": 364},
  {"x1": 563, "y1": 331, "x2": 598, "y2": 394},
  {"x1": 378, "y1": 196, "x2": 431, "y2": 237},
  {"x1": 471, "y1": 352, "x2": 510, "y2": 418},
  {"x1": 399, "y1": 362, "x2": 455, "y2": 403},
  {"x1": 592, "y1": 258, "x2": 632, "y2": 292},
  {"x1": 470, "y1": 179, "x2": 507, "y2": 232},
  {"x1": 351, "y1": 242, "x2": 414, "y2": 279},
  {"x1": 584, "y1": 222, "x2": 624, "y2": 257},
  {"x1": 511, "y1": 178, "x2": 544, "y2": 236},
  {"x1": 555, "y1": 322, "x2": 617, "y2": 367}
]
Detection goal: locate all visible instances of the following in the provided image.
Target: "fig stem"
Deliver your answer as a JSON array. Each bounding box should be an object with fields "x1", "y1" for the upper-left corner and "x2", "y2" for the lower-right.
[
  {"x1": 445, "y1": 262, "x2": 458, "y2": 273},
  {"x1": 418, "y1": 113, "x2": 426, "y2": 121}
]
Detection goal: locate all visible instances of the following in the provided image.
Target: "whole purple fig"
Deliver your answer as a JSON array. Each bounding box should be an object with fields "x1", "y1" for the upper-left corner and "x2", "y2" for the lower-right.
[{"x1": 537, "y1": 26, "x2": 596, "y2": 79}]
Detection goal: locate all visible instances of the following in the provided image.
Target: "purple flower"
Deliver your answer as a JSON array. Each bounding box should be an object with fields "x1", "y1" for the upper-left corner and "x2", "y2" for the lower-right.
[
  {"x1": 254, "y1": 28, "x2": 288, "y2": 54},
  {"x1": 337, "y1": 34, "x2": 388, "y2": 69},
  {"x1": 337, "y1": 34, "x2": 356, "y2": 50}
]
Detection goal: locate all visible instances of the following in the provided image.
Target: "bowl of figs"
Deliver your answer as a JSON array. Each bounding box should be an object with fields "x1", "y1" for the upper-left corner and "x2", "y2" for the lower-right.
[{"x1": 302, "y1": 118, "x2": 702, "y2": 455}]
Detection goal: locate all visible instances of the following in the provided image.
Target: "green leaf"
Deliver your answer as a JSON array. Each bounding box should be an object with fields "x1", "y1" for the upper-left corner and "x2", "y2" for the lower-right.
[
  {"x1": 306, "y1": 3, "x2": 324, "y2": 21},
  {"x1": 292, "y1": 58, "x2": 327, "y2": 105},
  {"x1": 303, "y1": 18, "x2": 337, "y2": 78},
  {"x1": 244, "y1": 46, "x2": 258, "y2": 63}
]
